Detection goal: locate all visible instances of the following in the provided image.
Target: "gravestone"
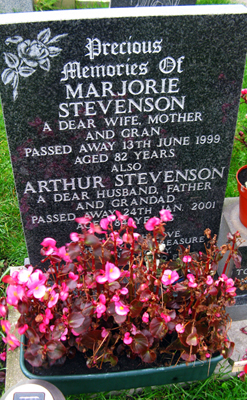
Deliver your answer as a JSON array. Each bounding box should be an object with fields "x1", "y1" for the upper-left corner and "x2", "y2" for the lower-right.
[
  {"x1": 0, "y1": 0, "x2": 33, "y2": 13},
  {"x1": 0, "y1": 6, "x2": 246, "y2": 268},
  {"x1": 110, "y1": 0, "x2": 195, "y2": 8}
]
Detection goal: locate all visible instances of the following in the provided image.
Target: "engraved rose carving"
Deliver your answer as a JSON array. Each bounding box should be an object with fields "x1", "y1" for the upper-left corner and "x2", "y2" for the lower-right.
[{"x1": 1, "y1": 28, "x2": 67, "y2": 100}]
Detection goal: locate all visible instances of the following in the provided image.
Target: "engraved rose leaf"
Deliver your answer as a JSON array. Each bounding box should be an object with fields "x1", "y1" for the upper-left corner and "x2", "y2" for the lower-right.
[
  {"x1": 39, "y1": 58, "x2": 50, "y2": 71},
  {"x1": 37, "y1": 28, "x2": 51, "y2": 44},
  {"x1": 4, "y1": 53, "x2": 19, "y2": 69},
  {"x1": 5, "y1": 36, "x2": 23, "y2": 45},
  {"x1": 47, "y1": 33, "x2": 68, "y2": 45},
  {"x1": 1, "y1": 68, "x2": 16, "y2": 85},
  {"x1": 48, "y1": 46, "x2": 62, "y2": 57},
  {"x1": 18, "y1": 66, "x2": 36, "y2": 78}
]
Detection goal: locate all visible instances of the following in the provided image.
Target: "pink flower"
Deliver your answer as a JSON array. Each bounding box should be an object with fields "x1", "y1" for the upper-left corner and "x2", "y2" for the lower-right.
[
  {"x1": 119, "y1": 287, "x2": 128, "y2": 295},
  {"x1": 183, "y1": 255, "x2": 192, "y2": 263},
  {"x1": 145, "y1": 217, "x2": 161, "y2": 231},
  {"x1": 3, "y1": 333, "x2": 20, "y2": 351},
  {"x1": 0, "y1": 304, "x2": 7, "y2": 318},
  {"x1": 18, "y1": 266, "x2": 33, "y2": 284},
  {"x1": 187, "y1": 274, "x2": 197, "y2": 288},
  {"x1": 56, "y1": 246, "x2": 72, "y2": 262},
  {"x1": 115, "y1": 210, "x2": 128, "y2": 221},
  {"x1": 70, "y1": 232, "x2": 80, "y2": 242},
  {"x1": 60, "y1": 282, "x2": 69, "y2": 301},
  {"x1": 96, "y1": 262, "x2": 120, "y2": 284},
  {"x1": 159, "y1": 209, "x2": 173, "y2": 222},
  {"x1": 0, "y1": 352, "x2": 6, "y2": 361},
  {"x1": 40, "y1": 237, "x2": 56, "y2": 247},
  {"x1": 115, "y1": 301, "x2": 129, "y2": 316},
  {"x1": 101, "y1": 327, "x2": 109, "y2": 338},
  {"x1": 69, "y1": 272, "x2": 78, "y2": 281},
  {"x1": 100, "y1": 215, "x2": 116, "y2": 230},
  {"x1": 18, "y1": 324, "x2": 28, "y2": 335},
  {"x1": 110, "y1": 232, "x2": 123, "y2": 245},
  {"x1": 175, "y1": 323, "x2": 185, "y2": 333},
  {"x1": 75, "y1": 216, "x2": 92, "y2": 225},
  {"x1": 88, "y1": 223, "x2": 103, "y2": 234},
  {"x1": 160, "y1": 313, "x2": 171, "y2": 323},
  {"x1": 128, "y1": 218, "x2": 137, "y2": 228},
  {"x1": 47, "y1": 291, "x2": 59, "y2": 308},
  {"x1": 242, "y1": 89, "x2": 247, "y2": 94},
  {"x1": 123, "y1": 332, "x2": 132, "y2": 344},
  {"x1": 1, "y1": 320, "x2": 11, "y2": 334},
  {"x1": 206, "y1": 276, "x2": 213, "y2": 285},
  {"x1": 161, "y1": 269, "x2": 179, "y2": 285},
  {"x1": 7, "y1": 285, "x2": 24, "y2": 305},
  {"x1": 205, "y1": 352, "x2": 211, "y2": 358},
  {"x1": 142, "y1": 312, "x2": 149, "y2": 323}
]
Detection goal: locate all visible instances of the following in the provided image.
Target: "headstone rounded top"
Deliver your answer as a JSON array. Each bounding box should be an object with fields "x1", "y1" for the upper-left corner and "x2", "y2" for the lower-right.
[{"x1": 1, "y1": 379, "x2": 65, "y2": 400}]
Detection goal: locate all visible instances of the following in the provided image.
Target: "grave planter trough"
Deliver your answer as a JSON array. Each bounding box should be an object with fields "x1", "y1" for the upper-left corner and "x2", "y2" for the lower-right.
[
  {"x1": 19, "y1": 340, "x2": 223, "y2": 395},
  {"x1": 236, "y1": 165, "x2": 247, "y2": 228}
]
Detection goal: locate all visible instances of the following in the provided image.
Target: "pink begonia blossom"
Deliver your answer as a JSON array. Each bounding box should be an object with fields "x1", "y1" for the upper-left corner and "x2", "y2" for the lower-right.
[
  {"x1": 61, "y1": 327, "x2": 68, "y2": 341},
  {"x1": 18, "y1": 266, "x2": 33, "y2": 284},
  {"x1": 0, "y1": 352, "x2": 6, "y2": 361},
  {"x1": 159, "y1": 209, "x2": 173, "y2": 222},
  {"x1": 1, "y1": 320, "x2": 11, "y2": 334},
  {"x1": 70, "y1": 232, "x2": 80, "y2": 242},
  {"x1": 115, "y1": 301, "x2": 130, "y2": 316},
  {"x1": 88, "y1": 223, "x2": 103, "y2": 234},
  {"x1": 44, "y1": 308, "x2": 53, "y2": 324},
  {"x1": 3, "y1": 333, "x2": 20, "y2": 351},
  {"x1": 60, "y1": 282, "x2": 69, "y2": 301},
  {"x1": 131, "y1": 324, "x2": 138, "y2": 335},
  {"x1": 69, "y1": 272, "x2": 79, "y2": 281},
  {"x1": 39, "y1": 323, "x2": 47, "y2": 333},
  {"x1": 215, "y1": 313, "x2": 221, "y2": 317},
  {"x1": 112, "y1": 294, "x2": 120, "y2": 302},
  {"x1": 27, "y1": 282, "x2": 46, "y2": 299},
  {"x1": 142, "y1": 312, "x2": 149, "y2": 323},
  {"x1": 96, "y1": 262, "x2": 120, "y2": 284},
  {"x1": 206, "y1": 276, "x2": 213, "y2": 285},
  {"x1": 40, "y1": 237, "x2": 56, "y2": 247},
  {"x1": 161, "y1": 269, "x2": 179, "y2": 286},
  {"x1": 242, "y1": 88, "x2": 247, "y2": 94},
  {"x1": 95, "y1": 302, "x2": 106, "y2": 318},
  {"x1": 56, "y1": 246, "x2": 72, "y2": 262},
  {"x1": 75, "y1": 216, "x2": 92, "y2": 225},
  {"x1": 18, "y1": 324, "x2": 28, "y2": 335},
  {"x1": 145, "y1": 217, "x2": 161, "y2": 231},
  {"x1": 0, "y1": 304, "x2": 7, "y2": 318},
  {"x1": 110, "y1": 231, "x2": 123, "y2": 245},
  {"x1": 175, "y1": 323, "x2": 185, "y2": 333},
  {"x1": 115, "y1": 210, "x2": 128, "y2": 221},
  {"x1": 7, "y1": 285, "x2": 25, "y2": 306},
  {"x1": 101, "y1": 327, "x2": 109, "y2": 338},
  {"x1": 187, "y1": 274, "x2": 197, "y2": 288},
  {"x1": 183, "y1": 255, "x2": 192, "y2": 263},
  {"x1": 119, "y1": 287, "x2": 128, "y2": 295},
  {"x1": 123, "y1": 332, "x2": 132, "y2": 344},
  {"x1": 100, "y1": 218, "x2": 110, "y2": 230},
  {"x1": 160, "y1": 313, "x2": 171, "y2": 323},
  {"x1": 128, "y1": 218, "x2": 137, "y2": 228},
  {"x1": 205, "y1": 352, "x2": 211, "y2": 358},
  {"x1": 48, "y1": 291, "x2": 59, "y2": 308}
]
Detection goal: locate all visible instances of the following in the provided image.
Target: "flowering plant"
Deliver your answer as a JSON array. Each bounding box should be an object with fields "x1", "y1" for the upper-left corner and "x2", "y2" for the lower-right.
[{"x1": 0, "y1": 210, "x2": 240, "y2": 370}]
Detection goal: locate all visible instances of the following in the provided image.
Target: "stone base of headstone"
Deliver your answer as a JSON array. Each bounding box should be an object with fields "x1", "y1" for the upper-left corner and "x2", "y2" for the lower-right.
[
  {"x1": 218, "y1": 197, "x2": 247, "y2": 321},
  {"x1": 0, "y1": 0, "x2": 33, "y2": 13}
]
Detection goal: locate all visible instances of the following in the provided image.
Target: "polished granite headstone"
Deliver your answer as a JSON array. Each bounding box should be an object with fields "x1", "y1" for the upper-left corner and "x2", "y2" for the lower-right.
[
  {"x1": 0, "y1": 6, "x2": 246, "y2": 267},
  {"x1": 110, "y1": 0, "x2": 195, "y2": 8}
]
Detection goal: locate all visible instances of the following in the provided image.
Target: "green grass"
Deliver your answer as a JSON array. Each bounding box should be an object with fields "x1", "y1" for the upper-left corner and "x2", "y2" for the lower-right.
[
  {"x1": 0, "y1": 106, "x2": 26, "y2": 266},
  {"x1": 64, "y1": 369, "x2": 247, "y2": 400}
]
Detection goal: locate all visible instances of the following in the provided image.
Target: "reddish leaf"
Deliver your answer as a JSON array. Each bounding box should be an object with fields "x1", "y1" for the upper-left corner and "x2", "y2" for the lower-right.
[
  {"x1": 130, "y1": 300, "x2": 143, "y2": 318},
  {"x1": 181, "y1": 353, "x2": 196, "y2": 362},
  {"x1": 140, "y1": 289, "x2": 151, "y2": 303},
  {"x1": 140, "y1": 349, "x2": 157, "y2": 363},
  {"x1": 222, "y1": 341, "x2": 235, "y2": 359},
  {"x1": 149, "y1": 317, "x2": 168, "y2": 339},
  {"x1": 84, "y1": 234, "x2": 100, "y2": 248},
  {"x1": 131, "y1": 332, "x2": 148, "y2": 354},
  {"x1": 70, "y1": 316, "x2": 91, "y2": 335},
  {"x1": 24, "y1": 349, "x2": 44, "y2": 367},
  {"x1": 68, "y1": 312, "x2": 85, "y2": 328},
  {"x1": 186, "y1": 332, "x2": 199, "y2": 347},
  {"x1": 46, "y1": 340, "x2": 66, "y2": 360},
  {"x1": 68, "y1": 242, "x2": 81, "y2": 260}
]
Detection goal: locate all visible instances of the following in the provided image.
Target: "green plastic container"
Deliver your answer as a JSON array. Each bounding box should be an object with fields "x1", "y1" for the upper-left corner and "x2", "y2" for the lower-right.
[{"x1": 20, "y1": 340, "x2": 223, "y2": 396}]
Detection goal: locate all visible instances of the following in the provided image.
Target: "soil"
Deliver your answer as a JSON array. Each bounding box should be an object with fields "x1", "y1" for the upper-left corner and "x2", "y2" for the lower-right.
[{"x1": 238, "y1": 167, "x2": 247, "y2": 186}]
